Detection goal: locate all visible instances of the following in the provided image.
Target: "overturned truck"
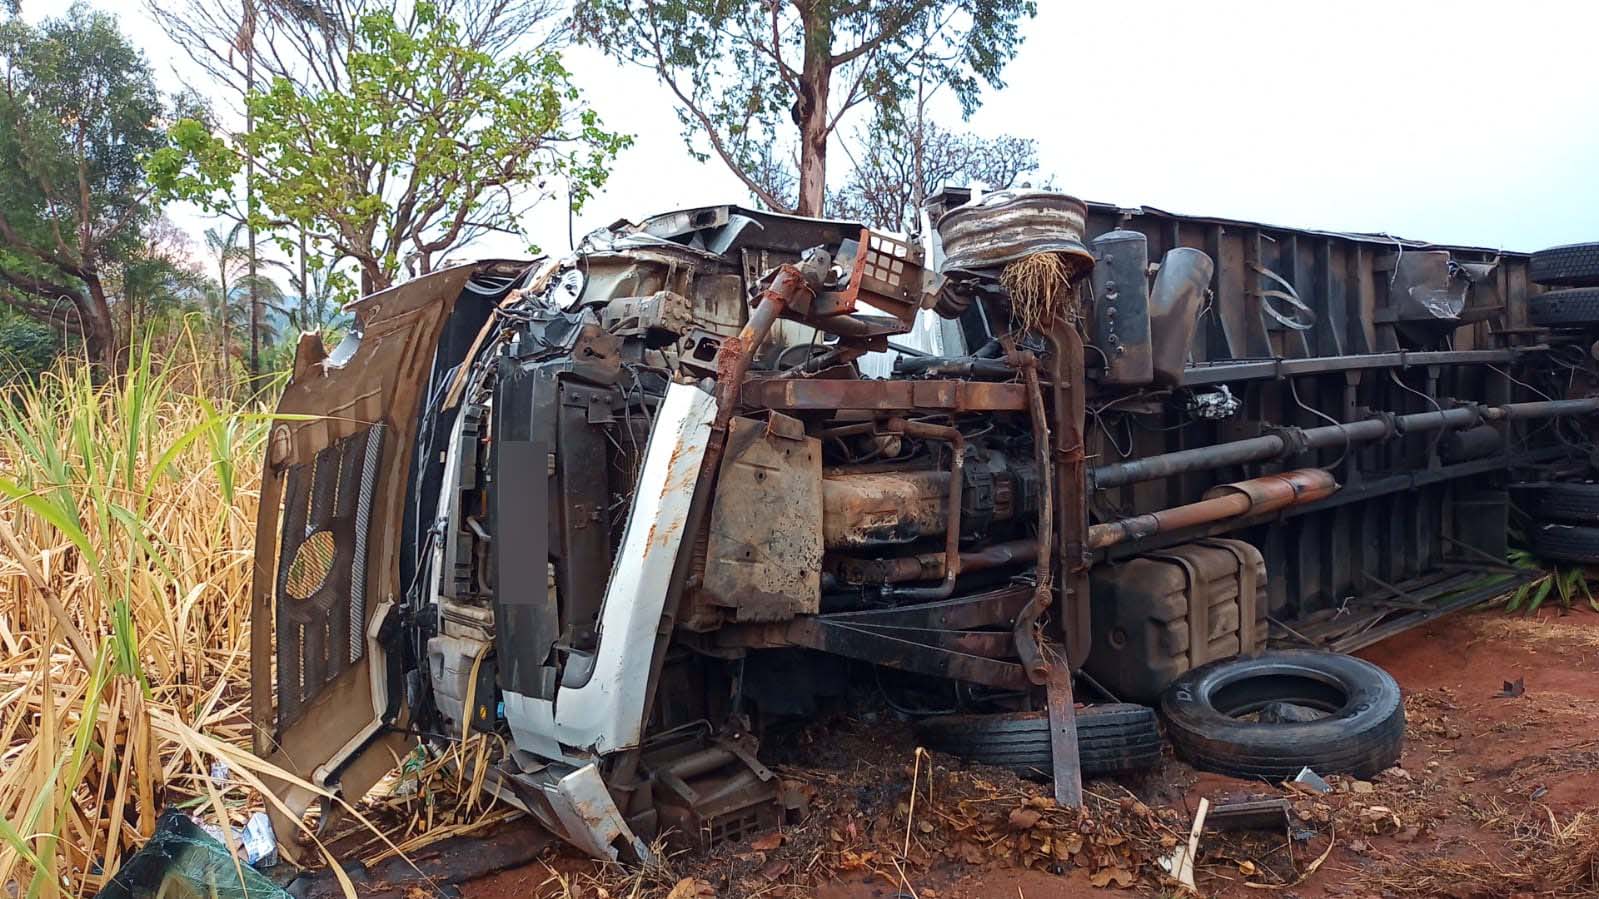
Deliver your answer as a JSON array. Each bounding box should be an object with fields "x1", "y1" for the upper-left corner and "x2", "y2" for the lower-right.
[{"x1": 252, "y1": 190, "x2": 1599, "y2": 861}]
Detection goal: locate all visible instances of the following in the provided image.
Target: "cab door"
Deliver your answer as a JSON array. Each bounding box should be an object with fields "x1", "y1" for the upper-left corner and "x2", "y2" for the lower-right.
[{"x1": 249, "y1": 264, "x2": 483, "y2": 854}]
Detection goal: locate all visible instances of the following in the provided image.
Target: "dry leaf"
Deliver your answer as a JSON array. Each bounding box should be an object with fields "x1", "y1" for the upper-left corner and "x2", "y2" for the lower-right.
[
  {"x1": 1009, "y1": 807, "x2": 1042, "y2": 830},
  {"x1": 1089, "y1": 866, "x2": 1136, "y2": 888},
  {"x1": 749, "y1": 831, "x2": 783, "y2": 852},
  {"x1": 665, "y1": 878, "x2": 715, "y2": 899},
  {"x1": 839, "y1": 849, "x2": 877, "y2": 870}
]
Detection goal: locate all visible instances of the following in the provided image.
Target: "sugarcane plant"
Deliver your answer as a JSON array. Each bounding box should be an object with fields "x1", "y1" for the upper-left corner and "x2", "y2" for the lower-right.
[{"x1": 1503, "y1": 545, "x2": 1598, "y2": 614}]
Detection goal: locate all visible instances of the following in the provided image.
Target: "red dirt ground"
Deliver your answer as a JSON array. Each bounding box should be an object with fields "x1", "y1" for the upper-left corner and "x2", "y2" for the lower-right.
[{"x1": 461, "y1": 608, "x2": 1599, "y2": 899}]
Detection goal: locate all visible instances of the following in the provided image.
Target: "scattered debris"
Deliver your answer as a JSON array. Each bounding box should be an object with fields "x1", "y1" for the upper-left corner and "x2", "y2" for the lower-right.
[
  {"x1": 1356, "y1": 804, "x2": 1402, "y2": 833},
  {"x1": 1159, "y1": 796, "x2": 1208, "y2": 892},
  {"x1": 1259, "y1": 701, "x2": 1325, "y2": 723},
  {"x1": 1289, "y1": 767, "x2": 1332, "y2": 794},
  {"x1": 1205, "y1": 798, "x2": 1292, "y2": 832},
  {"x1": 1494, "y1": 675, "x2": 1527, "y2": 698},
  {"x1": 93, "y1": 809, "x2": 292, "y2": 899},
  {"x1": 197, "y1": 810, "x2": 278, "y2": 867}
]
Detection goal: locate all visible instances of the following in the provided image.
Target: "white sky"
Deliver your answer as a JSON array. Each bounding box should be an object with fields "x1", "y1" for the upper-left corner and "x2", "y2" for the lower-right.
[{"x1": 82, "y1": 0, "x2": 1599, "y2": 267}]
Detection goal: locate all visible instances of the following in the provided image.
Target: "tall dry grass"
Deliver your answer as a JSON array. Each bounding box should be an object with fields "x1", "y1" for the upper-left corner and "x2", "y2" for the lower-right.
[{"x1": 0, "y1": 335, "x2": 287, "y2": 896}]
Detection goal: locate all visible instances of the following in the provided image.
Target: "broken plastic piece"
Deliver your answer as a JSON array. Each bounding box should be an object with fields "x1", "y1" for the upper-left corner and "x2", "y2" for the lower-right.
[
  {"x1": 1207, "y1": 797, "x2": 1292, "y2": 832},
  {"x1": 1291, "y1": 766, "x2": 1332, "y2": 794}
]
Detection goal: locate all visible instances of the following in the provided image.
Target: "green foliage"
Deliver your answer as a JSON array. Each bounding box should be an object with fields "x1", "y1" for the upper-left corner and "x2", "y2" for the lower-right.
[
  {"x1": 574, "y1": 0, "x2": 1036, "y2": 212},
  {"x1": 0, "y1": 5, "x2": 164, "y2": 258},
  {"x1": 0, "y1": 3, "x2": 173, "y2": 363},
  {"x1": 1504, "y1": 546, "x2": 1598, "y2": 614},
  {"x1": 0, "y1": 307, "x2": 67, "y2": 384},
  {"x1": 144, "y1": 113, "x2": 242, "y2": 215},
  {"x1": 153, "y1": 1, "x2": 629, "y2": 300}
]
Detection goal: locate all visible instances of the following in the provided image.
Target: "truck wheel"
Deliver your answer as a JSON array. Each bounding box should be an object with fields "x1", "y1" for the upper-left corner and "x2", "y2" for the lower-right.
[
  {"x1": 1534, "y1": 482, "x2": 1599, "y2": 524},
  {"x1": 1532, "y1": 242, "x2": 1599, "y2": 288},
  {"x1": 1532, "y1": 522, "x2": 1599, "y2": 563},
  {"x1": 917, "y1": 703, "x2": 1162, "y2": 778},
  {"x1": 1529, "y1": 288, "x2": 1599, "y2": 327},
  {"x1": 1160, "y1": 650, "x2": 1403, "y2": 780}
]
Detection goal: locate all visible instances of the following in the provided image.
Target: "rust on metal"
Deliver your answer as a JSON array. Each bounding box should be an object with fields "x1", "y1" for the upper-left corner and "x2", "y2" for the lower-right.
[
  {"x1": 833, "y1": 540, "x2": 1037, "y2": 585},
  {"x1": 700, "y1": 416, "x2": 823, "y2": 621},
  {"x1": 822, "y1": 469, "x2": 953, "y2": 548},
  {"x1": 936, "y1": 190, "x2": 1095, "y2": 276},
  {"x1": 878, "y1": 417, "x2": 966, "y2": 600},
  {"x1": 1009, "y1": 349, "x2": 1056, "y2": 685},
  {"x1": 743, "y1": 378, "x2": 1030, "y2": 412},
  {"x1": 1045, "y1": 644, "x2": 1083, "y2": 808},
  {"x1": 1087, "y1": 468, "x2": 1340, "y2": 550}
]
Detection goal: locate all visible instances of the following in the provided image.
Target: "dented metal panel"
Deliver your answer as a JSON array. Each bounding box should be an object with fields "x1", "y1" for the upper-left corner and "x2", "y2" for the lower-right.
[
  {"x1": 250, "y1": 262, "x2": 485, "y2": 856},
  {"x1": 503, "y1": 382, "x2": 716, "y2": 756},
  {"x1": 702, "y1": 416, "x2": 823, "y2": 620}
]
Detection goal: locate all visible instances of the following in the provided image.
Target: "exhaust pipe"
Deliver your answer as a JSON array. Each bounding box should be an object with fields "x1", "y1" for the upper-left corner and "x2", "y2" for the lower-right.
[{"x1": 1087, "y1": 468, "x2": 1338, "y2": 550}]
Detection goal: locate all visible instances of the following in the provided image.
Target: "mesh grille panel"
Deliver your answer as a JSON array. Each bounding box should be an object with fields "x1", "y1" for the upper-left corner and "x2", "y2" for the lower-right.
[{"x1": 274, "y1": 425, "x2": 386, "y2": 732}]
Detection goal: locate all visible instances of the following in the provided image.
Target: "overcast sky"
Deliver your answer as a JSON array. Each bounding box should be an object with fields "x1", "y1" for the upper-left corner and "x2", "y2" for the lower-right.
[{"x1": 85, "y1": 0, "x2": 1599, "y2": 264}]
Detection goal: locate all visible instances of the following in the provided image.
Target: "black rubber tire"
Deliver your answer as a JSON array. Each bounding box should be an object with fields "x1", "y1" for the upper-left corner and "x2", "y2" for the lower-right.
[
  {"x1": 1160, "y1": 650, "x2": 1403, "y2": 780},
  {"x1": 1532, "y1": 522, "x2": 1599, "y2": 563},
  {"x1": 1534, "y1": 482, "x2": 1599, "y2": 524},
  {"x1": 1529, "y1": 288, "x2": 1599, "y2": 327},
  {"x1": 1531, "y1": 242, "x2": 1599, "y2": 288},
  {"x1": 916, "y1": 703, "x2": 1161, "y2": 778}
]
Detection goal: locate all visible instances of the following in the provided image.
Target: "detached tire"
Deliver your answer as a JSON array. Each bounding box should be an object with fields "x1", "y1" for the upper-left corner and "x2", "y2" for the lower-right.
[
  {"x1": 1534, "y1": 482, "x2": 1599, "y2": 524},
  {"x1": 1532, "y1": 522, "x2": 1599, "y2": 563},
  {"x1": 1160, "y1": 651, "x2": 1403, "y2": 780},
  {"x1": 917, "y1": 703, "x2": 1161, "y2": 778},
  {"x1": 1529, "y1": 288, "x2": 1599, "y2": 327},
  {"x1": 1532, "y1": 242, "x2": 1599, "y2": 288}
]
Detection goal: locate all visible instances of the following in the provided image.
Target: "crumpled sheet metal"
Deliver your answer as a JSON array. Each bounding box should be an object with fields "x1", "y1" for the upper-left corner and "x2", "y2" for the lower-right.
[{"x1": 936, "y1": 190, "x2": 1095, "y2": 276}]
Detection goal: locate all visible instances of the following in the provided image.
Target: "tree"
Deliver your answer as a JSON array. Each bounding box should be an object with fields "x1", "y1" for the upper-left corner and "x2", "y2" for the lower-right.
[
  {"x1": 147, "y1": 0, "x2": 565, "y2": 106},
  {"x1": 150, "y1": 0, "x2": 627, "y2": 299},
  {"x1": 0, "y1": 306, "x2": 69, "y2": 384},
  {"x1": 574, "y1": 0, "x2": 1035, "y2": 216},
  {"x1": 832, "y1": 121, "x2": 1043, "y2": 231},
  {"x1": 149, "y1": 0, "x2": 565, "y2": 379},
  {"x1": 202, "y1": 222, "x2": 249, "y2": 385},
  {"x1": 116, "y1": 217, "x2": 205, "y2": 332},
  {"x1": 0, "y1": 5, "x2": 170, "y2": 370},
  {"x1": 277, "y1": 241, "x2": 352, "y2": 336}
]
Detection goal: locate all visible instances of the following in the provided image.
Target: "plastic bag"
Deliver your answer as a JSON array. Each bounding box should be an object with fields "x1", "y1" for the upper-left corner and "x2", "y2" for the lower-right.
[
  {"x1": 198, "y1": 811, "x2": 279, "y2": 867},
  {"x1": 94, "y1": 808, "x2": 292, "y2": 899}
]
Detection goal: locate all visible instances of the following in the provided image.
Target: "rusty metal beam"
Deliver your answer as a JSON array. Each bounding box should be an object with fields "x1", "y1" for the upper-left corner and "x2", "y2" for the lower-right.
[
  {"x1": 782, "y1": 618, "x2": 1031, "y2": 691},
  {"x1": 1087, "y1": 468, "x2": 1339, "y2": 550},
  {"x1": 820, "y1": 586, "x2": 1032, "y2": 630},
  {"x1": 743, "y1": 378, "x2": 1030, "y2": 412}
]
